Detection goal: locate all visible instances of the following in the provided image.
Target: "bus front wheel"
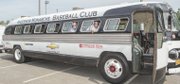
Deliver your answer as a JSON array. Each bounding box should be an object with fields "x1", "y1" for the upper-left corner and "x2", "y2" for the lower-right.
[
  {"x1": 98, "y1": 53, "x2": 129, "y2": 84},
  {"x1": 13, "y1": 46, "x2": 31, "y2": 63}
]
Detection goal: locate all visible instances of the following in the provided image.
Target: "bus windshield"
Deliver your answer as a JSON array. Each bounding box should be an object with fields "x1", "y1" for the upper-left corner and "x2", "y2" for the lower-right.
[{"x1": 172, "y1": 13, "x2": 180, "y2": 31}]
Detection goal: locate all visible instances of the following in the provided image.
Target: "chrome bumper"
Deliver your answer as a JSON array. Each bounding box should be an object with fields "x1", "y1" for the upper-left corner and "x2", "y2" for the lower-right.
[{"x1": 168, "y1": 67, "x2": 180, "y2": 74}]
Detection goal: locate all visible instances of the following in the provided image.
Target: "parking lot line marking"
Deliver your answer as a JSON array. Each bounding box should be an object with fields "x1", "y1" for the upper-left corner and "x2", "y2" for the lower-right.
[
  {"x1": 0, "y1": 61, "x2": 10, "y2": 64},
  {"x1": 23, "y1": 66, "x2": 79, "y2": 83},
  {"x1": 0, "y1": 64, "x2": 19, "y2": 69},
  {"x1": 124, "y1": 74, "x2": 139, "y2": 84}
]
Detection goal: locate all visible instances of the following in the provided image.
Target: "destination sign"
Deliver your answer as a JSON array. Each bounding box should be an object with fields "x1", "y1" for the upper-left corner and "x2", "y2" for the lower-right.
[{"x1": 17, "y1": 11, "x2": 98, "y2": 24}]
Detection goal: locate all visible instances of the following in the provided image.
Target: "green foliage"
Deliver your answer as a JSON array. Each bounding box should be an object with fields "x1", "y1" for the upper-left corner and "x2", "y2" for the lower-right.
[
  {"x1": 0, "y1": 20, "x2": 9, "y2": 25},
  {"x1": 177, "y1": 9, "x2": 180, "y2": 21}
]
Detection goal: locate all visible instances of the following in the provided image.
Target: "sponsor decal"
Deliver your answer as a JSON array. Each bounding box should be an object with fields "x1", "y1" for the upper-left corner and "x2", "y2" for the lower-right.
[
  {"x1": 79, "y1": 44, "x2": 103, "y2": 49},
  {"x1": 47, "y1": 43, "x2": 59, "y2": 49},
  {"x1": 17, "y1": 11, "x2": 98, "y2": 24}
]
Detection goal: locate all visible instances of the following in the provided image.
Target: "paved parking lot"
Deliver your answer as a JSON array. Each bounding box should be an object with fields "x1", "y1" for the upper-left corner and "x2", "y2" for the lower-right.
[{"x1": 0, "y1": 53, "x2": 179, "y2": 84}]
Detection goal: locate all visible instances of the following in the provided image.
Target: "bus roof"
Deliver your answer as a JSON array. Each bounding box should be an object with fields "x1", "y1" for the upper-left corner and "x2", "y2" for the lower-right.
[{"x1": 8, "y1": 1, "x2": 168, "y2": 26}]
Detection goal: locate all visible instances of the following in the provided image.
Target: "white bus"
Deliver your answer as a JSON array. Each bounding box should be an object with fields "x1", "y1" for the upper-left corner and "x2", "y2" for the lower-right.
[
  {"x1": 3, "y1": 2, "x2": 170, "y2": 84},
  {"x1": 0, "y1": 25, "x2": 5, "y2": 53}
]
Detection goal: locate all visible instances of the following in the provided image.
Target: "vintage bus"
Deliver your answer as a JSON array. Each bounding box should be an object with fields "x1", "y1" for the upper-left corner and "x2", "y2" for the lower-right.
[{"x1": 3, "y1": 2, "x2": 170, "y2": 84}]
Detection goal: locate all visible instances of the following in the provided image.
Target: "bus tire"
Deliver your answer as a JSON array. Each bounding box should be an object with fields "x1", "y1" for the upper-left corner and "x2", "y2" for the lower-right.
[
  {"x1": 98, "y1": 53, "x2": 129, "y2": 84},
  {"x1": 13, "y1": 46, "x2": 31, "y2": 63}
]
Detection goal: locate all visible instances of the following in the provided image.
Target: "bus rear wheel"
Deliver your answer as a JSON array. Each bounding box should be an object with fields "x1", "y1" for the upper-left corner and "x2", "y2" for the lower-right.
[
  {"x1": 98, "y1": 53, "x2": 129, "y2": 84},
  {"x1": 13, "y1": 46, "x2": 31, "y2": 63}
]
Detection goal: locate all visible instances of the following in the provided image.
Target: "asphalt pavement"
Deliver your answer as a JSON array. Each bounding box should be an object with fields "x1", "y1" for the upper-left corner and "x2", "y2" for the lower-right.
[{"x1": 0, "y1": 53, "x2": 179, "y2": 84}]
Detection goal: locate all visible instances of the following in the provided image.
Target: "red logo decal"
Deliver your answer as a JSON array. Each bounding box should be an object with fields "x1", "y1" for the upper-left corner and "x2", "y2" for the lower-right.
[{"x1": 79, "y1": 44, "x2": 103, "y2": 49}]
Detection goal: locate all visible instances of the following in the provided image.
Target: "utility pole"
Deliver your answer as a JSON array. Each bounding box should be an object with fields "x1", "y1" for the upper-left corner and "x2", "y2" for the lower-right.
[
  {"x1": 38, "y1": 0, "x2": 41, "y2": 15},
  {"x1": 72, "y1": 7, "x2": 84, "y2": 10},
  {"x1": 45, "y1": 0, "x2": 49, "y2": 14},
  {"x1": 56, "y1": 9, "x2": 59, "y2": 13}
]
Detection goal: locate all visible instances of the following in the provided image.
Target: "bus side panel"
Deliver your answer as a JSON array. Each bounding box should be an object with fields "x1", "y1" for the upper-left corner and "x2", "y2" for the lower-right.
[
  {"x1": 154, "y1": 42, "x2": 168, "y2": 84},
  {"x1": 3, "y1": 34, "x2": 132, "y2": 61}
]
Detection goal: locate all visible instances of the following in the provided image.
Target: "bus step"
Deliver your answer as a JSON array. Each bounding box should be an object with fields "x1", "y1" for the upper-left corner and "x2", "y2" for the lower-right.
[
  {"x1": 140, "y1": 68, "x2": 152, "y2": 75},
  {"x1": 141, "y1": 63, "x2": 153, "y2": 74},
  {"x1": 142, "y1": 54, "x2": 153, "y2": 63},
  {"x1": 143, "y1": 62, "x2": 153, "y2": 66}
]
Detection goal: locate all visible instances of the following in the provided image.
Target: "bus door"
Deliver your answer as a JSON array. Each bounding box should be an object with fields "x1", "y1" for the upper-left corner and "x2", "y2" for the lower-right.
[
  {"x1": 152, "y1": 8, "x2": 168, "y2": 84},
  {"x1": 132, "y1": 10, "x2": 155, "y2": 73},
  {"x1": 132, "y1": 9, "x2": 166, "y2": 84}
]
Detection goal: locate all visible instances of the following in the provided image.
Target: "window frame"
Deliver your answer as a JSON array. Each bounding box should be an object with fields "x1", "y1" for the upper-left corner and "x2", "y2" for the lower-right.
[
  {"x1": 34, "y1": 24, "x2": 46, "y2": 34},
  {"x1": 103, "y1": 17, "x2": 129, "y2": 32},
  {"x1": 5, "y1": 26, "x2": 13, "y2": 35},
  {"x1": 157, "y1": 11, "x2": 164, "y2": 33},
  {"x1": 46, "y1": 22, "x2": 61, "y2": 34},
  {"x1": 80, "y1": 19, "x2": 101, "y2": 33},
  {"x1": 23, "y1": 25, "x2": 32, "y2": 34},
  {"x1": 80, "y1": 20, "x2": 94, "y2": 32},
  {"x1": 61, "y1": 21, "x2": 79, "y2": 33},
  {"x1": 14, "y1": 26, "x2": 23, "y2": 35}
]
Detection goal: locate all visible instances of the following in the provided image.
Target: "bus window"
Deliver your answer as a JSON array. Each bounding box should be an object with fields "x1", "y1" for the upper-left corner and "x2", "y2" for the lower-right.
[
  {"x1": 80, "y1": 20, "x2": 94, "y2": 32},
  {"x1": 163, "y1": 12, "x2": 170, "y2": 30},
  {"x1": 23, "y1": 25, "x2": 32, "y2": 34},
  {"x1": 118, "y1": 18, "x2": 129, "y2": 31},
  {"x1": 34, "y1": 24, "x2": 46, "y2": 33},
  {"x1": 133, "y1": 11, "x2": 154, "y2": 33},
  {"x1": 62, "y1": 21, "x2": 78, "y2": 33},
  {"x1": 172, "y1": 13, "x2": 180, "y2": 31},
  {"x1": 46, "y1": 23, "x2": 60, "y2": 33},
  {"x1": 104, "y1": 18, "x2": 120, "y2": 31},
  {"x1": 104, "y1": 18, "x2": 128, "y2": 31},
  {"x1": 80, "y1": 20, "x2": 100, "y2": 33},
  {"x1": 5, "y1": 26, "x2": 13, "y2": 35},
  {"x1": 157, "y1": 11, "x2": 164, "y2": 32},
  {"x1": 14, "y1": 26, "x2": 23, "y2": 34}
]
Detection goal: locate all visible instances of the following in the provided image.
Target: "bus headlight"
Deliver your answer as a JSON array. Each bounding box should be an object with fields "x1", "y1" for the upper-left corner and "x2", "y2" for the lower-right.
[{"x1": 169, "y1": 49, "x2": 179, "y2": 60}]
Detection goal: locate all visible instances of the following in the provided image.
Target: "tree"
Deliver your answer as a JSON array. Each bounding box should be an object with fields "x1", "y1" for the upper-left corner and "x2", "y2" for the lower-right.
[
  {"x1": 0, "y1": 21, "x2": 5, "y2": 25},
  {"x1": 177, "y1": 8, "x2": 180, "y2": 21},
  {"x1": 0, "y1": 20, "x2": 10, "y2": 25},
  {"x1": 6, "y1": 20, "x2": 10, "y2": 24}
]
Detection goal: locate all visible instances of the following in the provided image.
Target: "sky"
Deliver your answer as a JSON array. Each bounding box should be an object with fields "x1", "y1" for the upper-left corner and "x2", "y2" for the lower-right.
[{"x1": 0, "y1": 0, "x2": 180, "y2": 21}]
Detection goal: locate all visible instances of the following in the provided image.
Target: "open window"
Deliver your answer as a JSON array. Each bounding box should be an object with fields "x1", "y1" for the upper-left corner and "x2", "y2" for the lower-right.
[
  {"x1": 46, "y1": 23, "x2": 60, "y2": 33},
  {"x1": 34, "y1": 24, "x2": 46, "y2": 34},
  {"x1": 80, "y1": 20, "x2": 94, "y2": 32},
  {"x1": 62, "y1": 21, "x2": 78, "y2": 33},
  {"x1": 80, "y1": 20, "x2": 101, "y2": 33},
  {"x1": 14, "y1": 26, "x2": 23, "y2": 34},
  {"x1": 23, "y1": 25, "x2": 32, "y2": 34},
  {"x1": 104, "y1": 18, "x2": 129, "y2": 32}
]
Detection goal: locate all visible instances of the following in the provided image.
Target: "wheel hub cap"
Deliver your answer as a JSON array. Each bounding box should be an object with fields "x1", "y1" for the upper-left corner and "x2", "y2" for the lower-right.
[
  {"x1": 110, "y1": 65, "x2": 116, "y2": 72},
  {"x1": 104, "y1": 59, "x2": 123, "y2": 79},
  {"x1": 15, "y1": 49, "x2": 21, "y2": 61}
]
